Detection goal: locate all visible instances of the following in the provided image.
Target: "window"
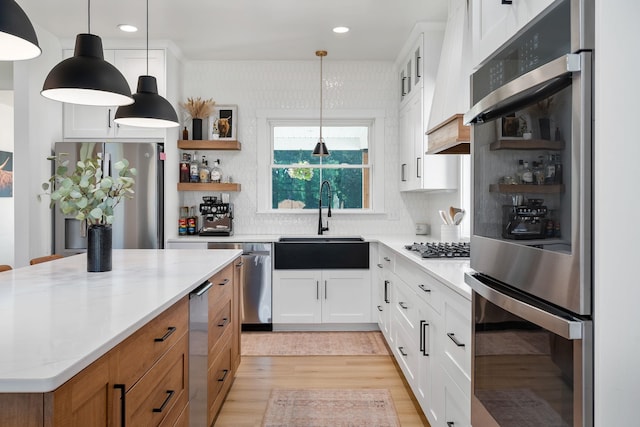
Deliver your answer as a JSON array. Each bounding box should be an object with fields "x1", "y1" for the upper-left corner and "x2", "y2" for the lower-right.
[{"x1": 257, "y1": 110, "x2": 385, "y2": 213}]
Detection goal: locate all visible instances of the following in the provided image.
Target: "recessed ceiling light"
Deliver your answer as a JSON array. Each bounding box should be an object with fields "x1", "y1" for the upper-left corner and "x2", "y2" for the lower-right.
[
  {"x1": 333, "y1": 26, "x2": 350, "y2": 34},
  {"x1": 118, "y1": 24, "x2": 138, "y2": 33}
]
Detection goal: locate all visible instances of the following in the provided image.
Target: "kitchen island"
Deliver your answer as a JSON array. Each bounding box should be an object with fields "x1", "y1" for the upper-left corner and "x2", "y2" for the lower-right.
[{"x1": 0, "y1": 249, "x2": 241, "y2": 427}]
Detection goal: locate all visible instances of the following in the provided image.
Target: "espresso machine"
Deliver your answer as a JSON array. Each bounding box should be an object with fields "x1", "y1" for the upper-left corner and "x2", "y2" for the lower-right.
[
  {"x1": 199, "y1": 196, "x2": 233, "y2": 236},
  {"x1": 502, "y1": 198, "x2": 548, "y2": 240}
]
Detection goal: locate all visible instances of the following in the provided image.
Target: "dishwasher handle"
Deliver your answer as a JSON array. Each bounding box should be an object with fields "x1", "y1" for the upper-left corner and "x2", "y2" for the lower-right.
[{"x1": 191, "y1": 281, "x2": 213, "y2": 297}]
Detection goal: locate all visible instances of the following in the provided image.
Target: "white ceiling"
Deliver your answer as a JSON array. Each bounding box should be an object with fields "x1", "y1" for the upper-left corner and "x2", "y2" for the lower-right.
[{"x1": 18, "y1": 0, "x2": 448, "y2": 61}]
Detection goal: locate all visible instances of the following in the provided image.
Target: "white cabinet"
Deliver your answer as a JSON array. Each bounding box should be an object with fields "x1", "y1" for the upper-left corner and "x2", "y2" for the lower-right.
[
  {"x1": 273, "y1": 269, "x2": 371, "y2": 325},
  {"x1": 471, "y1": 0, "x2": 555, "y2": 69},
  {"x1": 376, "y1": 243, "x2": 471, "y2": 427},
  {"x1": 63, "y1": 49, "x2": 167, "y2": 139},
  {"x1": 397, "y1": 29, "x2": 458, "y2": 192}
]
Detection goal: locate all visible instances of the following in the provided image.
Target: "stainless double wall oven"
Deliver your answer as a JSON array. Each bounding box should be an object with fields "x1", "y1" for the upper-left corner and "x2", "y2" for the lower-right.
[{"x1": 464, "y1": 0, "x2": 594, "y2": 426}]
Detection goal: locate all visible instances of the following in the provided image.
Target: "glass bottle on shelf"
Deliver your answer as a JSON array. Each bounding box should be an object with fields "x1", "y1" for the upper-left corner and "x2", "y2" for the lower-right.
[
  {"x1": 534, "y1": 156, "x2": 545, "y2": 185},
  {"x1": 189, "y1": 151, "x2": 199, "y2": 183},
  {"x1": 210, "y1": 159, "x2": 223, "y2": 183},
  {"x1": 199, "y1": 156, "x2": 210, "y2": 183},
  {"x1": 516, "y1": 159, "x2": 524, "y2": 184},
  {"x1": 179, "y1": 153, "x2": 190, "y2": 183},
  {"x1": 521, "y1": 161, "x2": 533, "y2": 184},
  {"x1": 545, "y1": 153, "x2": 556, "y2": 184}
]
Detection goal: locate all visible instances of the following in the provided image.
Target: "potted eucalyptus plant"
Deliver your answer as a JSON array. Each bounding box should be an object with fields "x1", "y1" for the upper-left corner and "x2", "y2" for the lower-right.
[{"x1": 42, "y1": 143, "x2": 136, "y2": 272}]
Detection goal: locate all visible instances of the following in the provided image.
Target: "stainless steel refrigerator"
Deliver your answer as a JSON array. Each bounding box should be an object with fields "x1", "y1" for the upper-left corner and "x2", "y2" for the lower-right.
[{"x1": 53, "y1": 141, "x2": 164, "y2": 255}]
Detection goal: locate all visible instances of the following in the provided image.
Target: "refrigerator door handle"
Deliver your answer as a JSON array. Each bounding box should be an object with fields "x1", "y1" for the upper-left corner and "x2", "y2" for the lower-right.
[{"x1": 465, "y1": 273, "x2": 583, "y2": 340}]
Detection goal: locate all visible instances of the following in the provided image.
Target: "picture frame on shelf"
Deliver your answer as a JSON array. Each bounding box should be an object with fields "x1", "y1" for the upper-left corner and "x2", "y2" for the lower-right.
[
  {"x1": 497, "y1": 113, "x2": 531, "y2": 140},
  {"x1": 208, "y1": 105, "x2": 237, "y2": 140}
]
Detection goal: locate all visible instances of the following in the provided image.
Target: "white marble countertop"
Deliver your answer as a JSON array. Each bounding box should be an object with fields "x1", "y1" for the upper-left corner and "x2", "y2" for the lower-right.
[
  {"x1": 167, "y1": 233, "x2": 473, "y2": 299},
  {"x1": 0, "y1": 249, "x2": 241, "y2": 393}
]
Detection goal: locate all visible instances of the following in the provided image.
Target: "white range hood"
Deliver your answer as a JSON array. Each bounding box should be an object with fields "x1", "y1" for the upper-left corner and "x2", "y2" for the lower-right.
[{"x1": 426, "y1": 0, "x2": 471, "y2": 154}]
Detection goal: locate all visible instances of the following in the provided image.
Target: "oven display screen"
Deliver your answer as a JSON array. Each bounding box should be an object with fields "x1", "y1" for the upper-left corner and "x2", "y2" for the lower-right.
[{"x1": 474, "y1": 296, "x2": 575, "y2": 426}]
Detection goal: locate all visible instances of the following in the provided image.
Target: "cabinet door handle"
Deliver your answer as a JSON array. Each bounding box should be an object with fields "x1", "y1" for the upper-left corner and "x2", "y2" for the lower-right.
[
  {"x1": 236, "y1": 261, "x2": 244, "y2": 267},
  {"x1": 420, "y1": 320, "x2": 429, "y2": 356},
  {"x1": 217, "y1": 317, "x2": 229, "y2": 327},
  {"x1": 401, "y1": 163, "x2": 407, "y2": 182},
  {"x1": 324, "y1": 280, "x2": 328, "y2": 300},
  {"x1": 218, "y1": 369, "x2": 230, "y2": 382},
  {"x1": 416, "y1": 157, "x2": 421, "y2": 178},
  {"x1": 401, "y1": 76, "x2": 407, "y2": 96},
  {"x1": 377, "y1": 305, "x2": 383, "y2": 312},
  {"x1": 384, "y1": 280, "x2": 390, "y2": 303},
  {"x1": 154, "y1": 326, "x2": 176, "y2": 342},
  {"x1": 447, "y1": 332, "x2": 465, "y2": 347},
  {"x1": 418, "y1": 284, "x2": 431, "y2": 293},
  {"x1": 316, "y1": 281, "x2": 320, "y2": 300},
  {"x1": 398, "y1": 301, "x2": 408, "y2": 310},
  {"x1": 108, "y1": 109, "x2": 112, "y2": 128},
  {"x1": 398, "y1": 346, "x2": 408, "y2": 357},
  {"x1": 152, "y1": 390, "x2": 175, "y2": 413},
  {"x1": 501, "y1": 0, "x2": 512, "y2": 3},
  {"x1": 416, "y1": 56, "x2": 422, "y2": 79},
  {"x1": 114, "y1": 384, "x2": 126, "y2": 427},
  {"x1": 218, "y1": 278, "x2": 230, "y2": 286}
]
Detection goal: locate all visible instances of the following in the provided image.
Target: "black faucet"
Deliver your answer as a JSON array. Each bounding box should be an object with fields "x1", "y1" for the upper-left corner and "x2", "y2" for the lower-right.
[{"x1": 318, "y1": 180, "x2": 332, "y2": 235}]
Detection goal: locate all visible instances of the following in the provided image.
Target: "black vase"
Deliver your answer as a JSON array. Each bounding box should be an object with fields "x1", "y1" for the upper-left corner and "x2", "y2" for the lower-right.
[
  {"x1": 539, "y1": 118, "x2": 551, "y2": 140},
  {"x1": 192, "y1": 118, "x2": 203, "y2": 140},
  {"x1": 87, "y1": 224, "x2": 112, "y2": 272}
]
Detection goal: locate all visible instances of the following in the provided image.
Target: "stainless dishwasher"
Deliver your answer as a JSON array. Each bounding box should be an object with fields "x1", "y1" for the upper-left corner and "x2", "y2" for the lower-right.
[{"x1": 208, "y1": 242, "x2": 272, "y2": 331}]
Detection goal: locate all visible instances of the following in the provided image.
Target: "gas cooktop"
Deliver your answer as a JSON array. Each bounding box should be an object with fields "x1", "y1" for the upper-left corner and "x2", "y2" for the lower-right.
[{"x1": 404, "y1": 242, "x2": 470, "y2": 259}]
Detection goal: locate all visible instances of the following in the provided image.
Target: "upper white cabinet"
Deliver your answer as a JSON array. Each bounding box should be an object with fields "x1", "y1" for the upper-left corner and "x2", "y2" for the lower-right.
[
  {"x1": 471, "y1": 0, "x2": 555, "y2": 69},
  {"x1": 397, "y1": 25, "x2": 458, "y2": 192},
  {"x1": 63, "y1": 49, "x2": 167, "y2": 139}
]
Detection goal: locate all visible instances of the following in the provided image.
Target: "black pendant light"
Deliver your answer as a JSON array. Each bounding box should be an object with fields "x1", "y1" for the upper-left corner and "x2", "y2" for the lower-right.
[
  {"x1": 0, "y1": 0, "x2": 41, "y2": 60},
  {"x1": 312, "y1": 50, "x2": 330, "y2": 157},
  {"x1": 41, "y1": 0, "x2": 133, "y2": 106},
  {"x1": 114, "y1": 0, "x2": 179, "y2": 128}
]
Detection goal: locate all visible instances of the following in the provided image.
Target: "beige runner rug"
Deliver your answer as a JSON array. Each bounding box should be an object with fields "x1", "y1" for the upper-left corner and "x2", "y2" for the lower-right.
[
  {"x1": 242, "y1": 331, "x2": 390, "y2": 356},
  {"x1": 261, "y1": 388, "x2": 400, "y2": 427}
]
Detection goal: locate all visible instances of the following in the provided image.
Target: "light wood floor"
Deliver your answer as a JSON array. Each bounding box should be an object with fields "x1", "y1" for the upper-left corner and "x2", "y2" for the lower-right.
[{"x1": 213, "y1": 354, "x2": 430, "y2": 426}]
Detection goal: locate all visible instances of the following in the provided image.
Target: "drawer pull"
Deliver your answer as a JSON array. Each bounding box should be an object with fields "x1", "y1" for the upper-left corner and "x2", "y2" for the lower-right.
[
  {"x1": 236, "y1": 261, "x2": 244, "y2": 267},
  {"x1": 218, "y1": 278, "x2": 230, "y2": 286},
  {"x1": 114, "y1": 384, "x2": 126, "y2": 427},
  {"x1": 398, "y1": 301, "x2": 408, "y2": 310},
  {"x1": 420, "y1": 320, "x2": 429, "y2": 356},
  {"x1": 152, "y1": 390, "x2": 175, "y2": 413},
  {"x1": 447, "y1": 332, "x2": 465, "y2": 347},
  {"x1": 218, "y1": 369, "x2": 230, "y2": 382},
  {"x1": 377, "y1": 263, "x2": 383, "y2": 268},
  {"x1": 398, "y1": 346, "x2": 408, "y2": 357},
  {"x1": 447, "y1": 422, "x2": 455, "y2": 427},
  {"x1": 377, "y1": 305, "x2": 383, "y2": 312},
  {"x1": 384, "y1": 280, "x2": 390, "y2": 304},
  {"x1": 154, "y1": 326, "x2": 177, "y2": 342},
  {"x1": 384, "y1": 256, "x2": 391, "y2": 262},
  {"x1": 218, "y1": 317, "x2": 229, "y2": 327},
  {"x1": 418, "y1": 284, "x2": 431, "y2": 293}
]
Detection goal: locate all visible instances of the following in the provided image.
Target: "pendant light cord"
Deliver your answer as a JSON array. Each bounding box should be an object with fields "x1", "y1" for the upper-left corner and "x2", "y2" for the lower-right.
[
  {"x1": 87, "y1": 0, "x2": 91, "y2": 33},
  {"x1": 146, "y1": 0, "x2": 149, "y2": 75},
  {"x1": 319, "y1": 53, "x2": 323, "y2": 141}
]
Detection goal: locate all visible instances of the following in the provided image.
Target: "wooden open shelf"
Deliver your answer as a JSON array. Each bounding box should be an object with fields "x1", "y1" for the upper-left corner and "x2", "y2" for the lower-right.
[
  {"x1": 177, "y1": 140, "x2": 241, "y2": 150},
  {"x1": 490, "y1": 139, "x2": 565, "y2": 151},
  {"x1": 177, "y1": 182, "x2": 241, "y2": 192},
  {"x1": 490, "y1": 184, "x2": 564, "y2": 194}
]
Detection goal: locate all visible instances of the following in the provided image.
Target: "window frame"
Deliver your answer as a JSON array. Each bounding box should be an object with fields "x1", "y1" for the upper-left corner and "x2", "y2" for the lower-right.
[{"x1": 257, "y1": 109, "x2": 385, "y2": 214}]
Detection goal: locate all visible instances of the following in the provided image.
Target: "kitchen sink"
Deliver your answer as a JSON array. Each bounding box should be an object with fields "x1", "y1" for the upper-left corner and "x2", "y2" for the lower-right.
[{"x1": 274, "y1": 236, "x2": 369, "y2": 269}]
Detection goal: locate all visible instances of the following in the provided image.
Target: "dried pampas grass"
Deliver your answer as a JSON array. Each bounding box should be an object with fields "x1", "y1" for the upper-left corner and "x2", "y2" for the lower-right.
[{"x1": 180, "y1": 97, "x2": 215, "y2": 119}]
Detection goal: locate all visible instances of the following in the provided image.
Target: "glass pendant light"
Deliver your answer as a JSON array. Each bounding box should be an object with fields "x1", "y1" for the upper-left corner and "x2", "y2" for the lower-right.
[
  {"x1": 312, "y1": 50, "x2": 330, "y2": 157},
  {"x1": 41, "y1": 0, "x2": 133, "y2": 106},
  {"x1": 114, "y1": 0, "x2": 179, "y2": 128},
  {"x1": 0, "y1": 0, "x2": 41, "y2": 60}
]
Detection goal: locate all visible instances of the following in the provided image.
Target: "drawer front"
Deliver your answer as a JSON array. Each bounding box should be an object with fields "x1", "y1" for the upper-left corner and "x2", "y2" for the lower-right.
[
  {"x1": 208, "y1": 263, "x2": 234, "y2": 310},
  {"x1": 393, "y1": 279, "x2": 419, "y2": 332},
  {"x1": 443, "y1": 368, "x2": 471, "y2": 427},
  {"x1": 442, "y1": 290, "x2": 472, "y2": 387},
  {"x1": 395, "y1": 255, "x2": 443, "y2": 314},
  {"x1": 209, "y1": 299, "x2": 232, "y2": 352},
  {"x1": 378, "y1": 244, "x2": 395, "y2": 273},
  {"x1": 392, "y1": 319, "x2": 418, "y2": 384},
  {"x1": 207, "y1": 334, "x2": 233, "y2": 423},
  {"x1": 113, "y1": 298, "x2": 188, "y2": 387},
  {"x1": 126, "y1": 332, "x2": 189, "y2": 427}
]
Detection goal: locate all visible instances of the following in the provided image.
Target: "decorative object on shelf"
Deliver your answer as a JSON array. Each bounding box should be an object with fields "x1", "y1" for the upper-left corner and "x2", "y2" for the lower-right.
[
  {"x1": 180, "y1": 97, "x2": 215, "y2": 140},
  {"x1": 182, "y1": 126, "x2": 188, "y2": 140},
  {"x1": 533, "y1": 97, "x2": 555, "y2": 140},
  {"x1": 113, "y1": 0, "x2": 179, "y2": 128},
  {"x1": 41, "y1": 0, "x2": 133, "y2": 106},
  {"x1": 42, "y1": 143, "x2": 137, "y2": 272},
  {"x1": 209, "y1": 105, "x2": 237, "y2": 140},
  {"x1": 312, "y1": 50, "x2": 329, "y2": 157},
  {"x1": 0, "y1": 0, "x2": 42, "y2": 60}
]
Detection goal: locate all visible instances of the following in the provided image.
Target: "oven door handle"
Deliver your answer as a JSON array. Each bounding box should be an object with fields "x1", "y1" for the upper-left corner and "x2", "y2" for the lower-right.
[
  {"x1": 465, "y1": 273, "x2": 583, "y2": 340},
  {"x1": 464, "y1": 53, "x2": 582, "y2": 125}
]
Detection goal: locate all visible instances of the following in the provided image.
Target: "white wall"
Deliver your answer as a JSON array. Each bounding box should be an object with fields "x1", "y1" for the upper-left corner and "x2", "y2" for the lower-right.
[
  {"x1": 180, "y1": 60, "x2": 451, "y2": 238},
  {"x1": 12, "y1": 25, "x2": 63, "y2": 267},
  {"x1": 593, "y1": 1, "x2": 640, "y2": 425}
]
